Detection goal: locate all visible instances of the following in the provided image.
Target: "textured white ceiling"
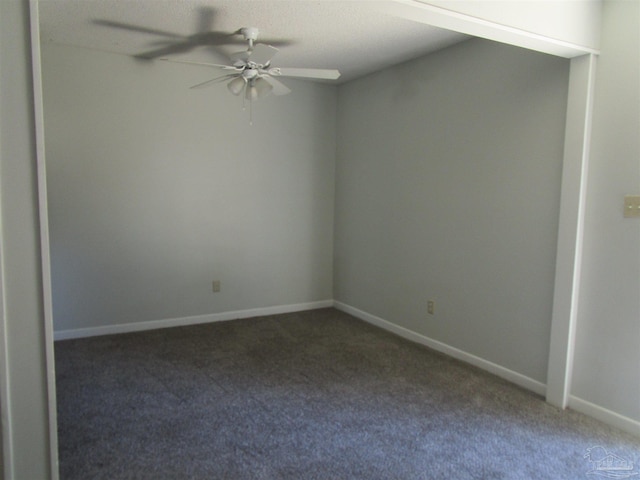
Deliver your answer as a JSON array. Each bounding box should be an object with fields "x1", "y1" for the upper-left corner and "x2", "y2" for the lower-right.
[{"x1": 37, "y1": 0, "x2": 469, "y2": 83}]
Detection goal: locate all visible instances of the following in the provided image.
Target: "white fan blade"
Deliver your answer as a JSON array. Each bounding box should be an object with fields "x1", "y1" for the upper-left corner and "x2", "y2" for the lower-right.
[
  {"x1": 190, "y1": 74, "x2": 238, "y2": 90},
  {"x1": 159, "y1": 58, "x2": 239, "y2": 71},
  {"x1": 269, "y1": 67, "x2": 340, "y2": 80},
  {"x1": 261, "y1": 75, "x2": 291, "y2": 96},
  {"x1": 250, "y1": 44, "x2": 279, "y2": 66},
  {"x1": 230, "y1": 50, "x2": 250, "y2": 66}
]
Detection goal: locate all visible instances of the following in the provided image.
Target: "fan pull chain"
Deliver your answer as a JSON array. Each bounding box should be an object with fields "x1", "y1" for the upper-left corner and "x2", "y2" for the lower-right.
[{"x1": 239, "y1": 84, "x2": 253, "y2": 125}]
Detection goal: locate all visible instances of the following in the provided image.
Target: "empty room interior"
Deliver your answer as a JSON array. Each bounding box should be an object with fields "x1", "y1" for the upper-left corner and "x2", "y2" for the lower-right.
[{"x1": 0, "y1": 0, "x2": 639, "y2": 478}]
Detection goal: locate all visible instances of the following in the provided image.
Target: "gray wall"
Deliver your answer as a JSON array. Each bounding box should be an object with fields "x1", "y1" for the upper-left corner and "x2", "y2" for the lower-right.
[
  {"x1": 42, "y1": 44, "x2": 336, "y2": 332},
  {"x1": 0, "y1": 0, "x2": 52, "y2": 478},
  {"x1": 334, "y1": 38, "x2": 569, "y2": 383},
  {"x1": 571, "y1": 0, "x2": 640, "y2": 423}
]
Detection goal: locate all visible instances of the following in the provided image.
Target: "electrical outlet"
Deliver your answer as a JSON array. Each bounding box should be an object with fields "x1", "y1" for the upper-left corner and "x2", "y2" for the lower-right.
[
  {"x1": 212, "y1": 280, "x2": 221, "y2": 293},
  {"x1": 427, "y1": 300, "x2": 435, "y2": 315}
]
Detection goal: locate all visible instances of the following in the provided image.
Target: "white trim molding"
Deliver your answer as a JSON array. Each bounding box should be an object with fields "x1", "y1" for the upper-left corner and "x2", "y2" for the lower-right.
[
  {"x1": 29, "y1": 1, "x2": 59, "y2": 478},
  {"x1": 54, "y1": 300, "x2": 334, "y2": 341},
  {"x1": 53, "y1": 299, "x2": 640, "y2": 438},
  {"x1": 0, "y1": 206, "x2": 14, "y2": 480},
  {"x1": 569, "y1": 396, "x2": 640, "y2": 438},
  {"x1": 336, "y1": 301, "x2": 640, "y2": 437},
  {"x1": 383, "y1": 0, "x2": 600, "y2": 58},
  {"x1": 334, "y1": 301, "x2": 547, "y2": 397},
  {"x1": 546, "y1": 54, "x2": 598, "y2": 409}
]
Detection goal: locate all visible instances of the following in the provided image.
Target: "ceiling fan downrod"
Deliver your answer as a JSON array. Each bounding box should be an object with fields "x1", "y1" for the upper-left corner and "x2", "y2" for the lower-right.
[{"x1": 240, "y1": 27, "x2": 259, "y2": 51}]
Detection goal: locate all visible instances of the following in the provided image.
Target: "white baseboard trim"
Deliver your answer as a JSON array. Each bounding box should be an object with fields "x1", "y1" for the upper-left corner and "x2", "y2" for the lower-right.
[
  {"x1": 568, "y1": 395, "x2": 640, "y2": 437},
  {"x1": 54, "y1": 298, "x2": 639, "y2": 437},
  {"x1": 54, "y1": 300, "x2": 334, "y2": 341},
  {"x1": 334, "y1": 301, "x2": 547, "y2": 397}
]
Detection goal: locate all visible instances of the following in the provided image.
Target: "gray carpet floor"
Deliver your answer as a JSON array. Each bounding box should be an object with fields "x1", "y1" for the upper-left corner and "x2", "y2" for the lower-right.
[{"x1": 55, "y1": 308, "x2": 639, "y2": 479}]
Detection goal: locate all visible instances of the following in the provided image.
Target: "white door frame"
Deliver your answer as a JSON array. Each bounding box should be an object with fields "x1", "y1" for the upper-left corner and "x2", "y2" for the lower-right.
[
  {"x1": 29, "y1": 1, "x2": 60, "y2": 478},
  {"x1": 546, "y1": 54, "x2": 597, "y2": 408}
]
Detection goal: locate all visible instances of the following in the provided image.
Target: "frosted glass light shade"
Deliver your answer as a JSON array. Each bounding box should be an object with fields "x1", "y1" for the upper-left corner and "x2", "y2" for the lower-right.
[
  {"x1": 245, "y1": 85, "x2": 258, "y2": 101},
  {"x1": 254, "y1": 78, "x2": 273, "y2": 98},
  {"x1": 227, "y1": 76, "x2": 245, "y2": 96}
]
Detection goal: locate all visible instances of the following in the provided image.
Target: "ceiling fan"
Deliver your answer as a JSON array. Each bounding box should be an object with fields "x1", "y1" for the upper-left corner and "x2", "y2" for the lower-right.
[
  {"x1": 93, "y1": 7, "x2": 294, "y2": 60},
  {"x1": 161, "y1": 27, "x2": 341, "y2": 104}
]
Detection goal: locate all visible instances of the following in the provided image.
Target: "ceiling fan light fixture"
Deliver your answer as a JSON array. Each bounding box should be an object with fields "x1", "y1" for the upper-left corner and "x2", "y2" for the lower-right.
[
  {"x1": 155, "y1": 25, "x2": 340, "y2": 118},
  {"x1": 254, "y1": 77, "x2": 273, "y2": 98},
  {"x1": 245, "y1": 84, "x2": 259, "y2": 101},
  {"x1": 227, "y1": 76, "x2": 246, "y2": 96}
]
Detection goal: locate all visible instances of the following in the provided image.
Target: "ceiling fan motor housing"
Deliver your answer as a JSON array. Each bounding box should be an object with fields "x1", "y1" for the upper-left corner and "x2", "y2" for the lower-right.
[{"x1": 242, "y1": 68, "x2": 258, "y2": 79}]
